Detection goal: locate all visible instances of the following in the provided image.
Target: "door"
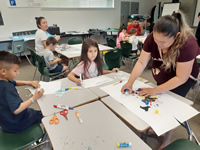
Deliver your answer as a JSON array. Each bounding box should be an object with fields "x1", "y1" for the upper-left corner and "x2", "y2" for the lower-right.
[{"x1": 121, "y1": 2, "x2": 130, "y2": 26}]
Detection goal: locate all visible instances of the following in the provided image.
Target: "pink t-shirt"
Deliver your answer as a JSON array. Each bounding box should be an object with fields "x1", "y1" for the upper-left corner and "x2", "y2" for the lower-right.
[
  {"x1": 71, "y1": 61, "x2": 98, "y2": 79},
  {"x1": 116, "y1": 32, "x2": 125, "y2": 48}
]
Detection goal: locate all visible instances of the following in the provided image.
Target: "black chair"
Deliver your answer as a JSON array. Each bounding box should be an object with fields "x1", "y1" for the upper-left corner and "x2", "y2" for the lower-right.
[
  {"x1": 104, "y1": 48, "x2": 122, "y2": 70},
  {"x1": 106, "y1": 38, "x2": 116, "y2": 48},
  {"x1": 68, "y1": 37, "x2": 82, "y2": 45}
]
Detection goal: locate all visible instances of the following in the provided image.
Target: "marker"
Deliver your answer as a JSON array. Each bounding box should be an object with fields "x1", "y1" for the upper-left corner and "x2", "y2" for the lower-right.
[
  {"x1": 117, "y1": 142, "x2": 132, "y2": 148},
  {"x1": 53, "y1": 104, "x2": 73, "y2": 110},
  {"x1": 80, "y1": 74, "x2": 83, "y2": 84},
  {"x1": 56, "y1": 87, "x2": 82, "y2": 93},
  {"x1": 75, "y1": 111, "x2": 83, "y2": 124},
  {"x1": 124, "y1": 89, "x2": 129, "y2": 95},
  {"x1": 37, "y1": 87, "x2": 41, "y2": 92}
]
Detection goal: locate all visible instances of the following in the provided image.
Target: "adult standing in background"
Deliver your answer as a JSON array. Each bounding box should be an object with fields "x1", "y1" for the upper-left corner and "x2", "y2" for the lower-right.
[
  {"x1": 195, "y1": 12, "x2": 200, "y2": 47},
  {"x1": 35, "y1": 17, "x2": 60, "y2": 56},
  {"x1": 127, "y1": 16, "x2": 144, "y2": 36},
  {"x1": 121, "y1": 10, "x2": 200, "y2": 149}
]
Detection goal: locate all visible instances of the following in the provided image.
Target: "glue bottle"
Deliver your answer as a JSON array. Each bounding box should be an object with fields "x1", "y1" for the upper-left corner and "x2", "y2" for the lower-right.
[
  {"x1": 53, "y1": 104, "x2": 73, "y2": 110},
  {"x1": 117, "y1": 142, "x2": 132, "y2": 148}
]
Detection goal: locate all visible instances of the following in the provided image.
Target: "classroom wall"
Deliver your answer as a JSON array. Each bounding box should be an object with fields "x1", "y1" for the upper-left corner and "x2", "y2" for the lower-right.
[{"x1": 0, "y1": 0, "x2": 156, "y2": 38}]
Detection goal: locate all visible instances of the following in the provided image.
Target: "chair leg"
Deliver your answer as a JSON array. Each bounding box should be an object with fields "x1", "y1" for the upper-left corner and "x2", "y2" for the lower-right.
[{"x1": 33, "y1": 68, "x2": 37, "y2": 81}]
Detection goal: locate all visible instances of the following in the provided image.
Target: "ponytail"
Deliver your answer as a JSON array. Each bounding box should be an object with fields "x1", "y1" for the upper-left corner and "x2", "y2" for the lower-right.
[
  {"x1": 117, "y1": 25, "x2": 127, "y2": 37},
  {"x1": 35, "y1": 16, "x2": 45, "y2": 29},
  {"x1": 153, "y1": 10, "x2": 194, "y2": 71}
]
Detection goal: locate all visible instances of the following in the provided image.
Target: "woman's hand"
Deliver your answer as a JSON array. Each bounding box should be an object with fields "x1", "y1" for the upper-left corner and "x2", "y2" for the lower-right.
[
  {"x1": 55, "y1": 35, "x2": 60, "y2": 41},
  {"x1": 138, "y1": 88, "x2": 157, "y2": 97},
  {"x1": 121, "y1": 82, "x2": 133, "y2": 94}
]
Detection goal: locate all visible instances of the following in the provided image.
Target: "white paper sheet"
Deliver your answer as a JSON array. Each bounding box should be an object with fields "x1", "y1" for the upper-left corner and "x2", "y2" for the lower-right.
[
  {"x1": 28, "y1": 81, "x2": 61, "y2": 95},
  {"x1": 82, "y1": 76, "x2": 113, "y2": 88},
  {"x1": 100, "y1": 80, "x2": 199, "y2": 136}
]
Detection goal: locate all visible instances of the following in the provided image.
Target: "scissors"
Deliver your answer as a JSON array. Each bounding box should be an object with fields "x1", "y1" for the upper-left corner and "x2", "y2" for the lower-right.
[
  {"x1": 49, "y1": 112, "x2": 59, "y2": 125},
  {"x1": 60, "y1": 109, "x2": 68, "y2": 120}
]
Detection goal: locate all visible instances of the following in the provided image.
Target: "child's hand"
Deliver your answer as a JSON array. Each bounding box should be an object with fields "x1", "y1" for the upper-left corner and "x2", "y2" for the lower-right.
[
  {"x1": 33, "y1": 88, "x2": 44, "y2": 101},
  {"x1": 75, "y1": 79, "x2": 82, "y2": 85},
  {"x1": 56, "y1": 58, "x2": 62, "y2": 63},
  {"x1": 112, "y1": 68, "x2": 119, "y2": 72},
  {"x1": 30, "y1": 81, "x2": 39, "y2": 88}
]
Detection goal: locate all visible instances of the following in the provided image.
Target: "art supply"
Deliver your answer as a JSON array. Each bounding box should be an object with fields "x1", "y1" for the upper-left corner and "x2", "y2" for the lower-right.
[
  {"x1": 140, "y1": 106, "x2": 150, "y2": 111},
  {"x1": 54, "y1": 104, "x2": 73, "y2": 110},
  {"x1": 139, "y1": 77, "x2": 143, "y2": 81},
  {"x1": 113, "y1": 80, "x2": 122, "y2": 85},
  {"x1": 49, "y1": 112, "x2": 59, "y2": 125},
  {"x1": 56, "y1": 88, "x2": 70, "y2": 93},
  {"x1": 155, "y1": 110, "x2": 159, "y2": 114},
  {"x1": 60, "y1": 109, "x2": 68, "y2": 120},
  {"x1": 117, "y1": 142, "x2": 132, "y2": 148},
  {"x1": 80, "y1": 74, "x2": 83, "y2": 84},
  {"x1": 124, "y1": 89, "x2": 129, "y2": 95},
  {"x1": 37, "y1": 87, "x2": 41, "y2": 92},
  {"x1": 56, "y1": 87, "x2": 82, "y2": 93},
  {"x1": 75, "y1": 111, "x2": 83, "y2": 124}
]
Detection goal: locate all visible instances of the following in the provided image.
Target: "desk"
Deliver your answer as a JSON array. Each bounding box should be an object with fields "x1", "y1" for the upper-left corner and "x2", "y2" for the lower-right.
[
  {"x1": 42, "y1": 101, "x2": 151, "y2": 150},
  {"x1": 55, "y1": 44, "x2": 113, "y2": 69},
  {"x1": 88, "y1": 71, "x2": 130, "y2": 98},
  {"x1": 37, "y1": 78, "x2": 98, "y2": 117}
]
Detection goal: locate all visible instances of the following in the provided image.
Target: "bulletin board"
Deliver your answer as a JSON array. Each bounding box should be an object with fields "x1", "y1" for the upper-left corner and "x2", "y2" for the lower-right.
[
  {"x1": 161, "y1": 2, "x2": 180, "y2": 16},
  {"x1": 7, "y1": 0, "x2": 41, "y2": 7}
]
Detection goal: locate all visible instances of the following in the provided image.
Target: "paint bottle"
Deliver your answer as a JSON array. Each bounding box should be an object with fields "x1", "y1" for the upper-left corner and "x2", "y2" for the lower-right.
[
  {"x1": 117, "y1": 142, "x2": 132, "y2": 148},
  {"x1": 124, "y1": 89, "x2": 129, "y2": 95},
  {"x1": 53, "y1": 104, "x2": 73, "y2": 110}
]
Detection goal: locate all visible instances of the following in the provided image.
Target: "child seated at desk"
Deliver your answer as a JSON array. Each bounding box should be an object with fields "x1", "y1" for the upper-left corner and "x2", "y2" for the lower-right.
[
  {"x1": 68, "y1": 38, "x2": 119, "y2": 85},
  {"x1": 0, "y1": 51, "x2": 44, "y2": 133},
  {"x1": 128, "y1": 28, "x2": 140, "y2": 56},
  {"x1": 44, "y1": 37, "x2": 68, "y2": 73},
  {"x1": 116, "y1": 25, "x2": 129, "y2": 48}
]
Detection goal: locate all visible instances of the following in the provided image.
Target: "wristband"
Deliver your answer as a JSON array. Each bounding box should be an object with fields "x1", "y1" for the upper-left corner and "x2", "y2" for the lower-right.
[{"x1": 30, "y1": 98, "x2": 35, "y2": 104}]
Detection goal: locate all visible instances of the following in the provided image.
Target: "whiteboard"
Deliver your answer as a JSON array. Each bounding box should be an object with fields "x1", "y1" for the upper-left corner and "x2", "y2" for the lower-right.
[
  {"x1": 7, "y1": 0, "x2": 41, "y2": 7},
  {"x1": 41, "y1": 0, "x2": 114, "y2": 8},
  {"x1": 161, "y1": 3, "x2": 180, "y2": 16},
  {"x1": 193, "y1": 0, "x2": 200, "y2": 27}
]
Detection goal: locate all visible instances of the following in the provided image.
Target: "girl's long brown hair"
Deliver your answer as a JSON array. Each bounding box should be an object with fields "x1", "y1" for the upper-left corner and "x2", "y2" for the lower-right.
[
  {"x1": 153, "y1": 10, "x2": 194, "y2": 71},
  {"x1": 80, "y1": 38, "x2": 103, "y2": 77}
]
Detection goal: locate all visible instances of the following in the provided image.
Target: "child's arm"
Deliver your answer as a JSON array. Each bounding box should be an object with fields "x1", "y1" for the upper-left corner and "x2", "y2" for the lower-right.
[
  {"x1": 16, "y1": 81, "x2": 39, "y2": 88},
  {"x1": 13, "y1": 88, "x2": 44, "y2": 115},
  {"x1": 49, "y1": 57, "x2": 62, "y2": 65},
  {"x1": 103, "y1": 68, "x2": 119, "y2": 74},
  {"x1": 68, "y1": 72, "x2": 82, "y2": 85}
]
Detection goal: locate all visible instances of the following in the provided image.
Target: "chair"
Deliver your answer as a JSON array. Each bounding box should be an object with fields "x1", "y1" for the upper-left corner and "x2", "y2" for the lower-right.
[
  {"x1": 10, "y1": 40, "x2": 25, "y2": 56},
  {"x1": 106, "y1": 38, "x2": 116, "y2": 48},
  {"x1": 120, "y1": 41, "x2": 139, "y2": 71},
  {"x1": 0, "y1": 124, "x2": 44, "y2": 150},
  {"x1": 36, "y1": 54, "x2": 67, "y2": 81},
  {"x1": 67, "y1": 37, "x2": 82, "y2": 45},
  {"x1": 162, "y1": 139, "x2": 200, "y2": 150},
  {"x1": 104, "y1": 48, "x2": 122, "y2": 70}
]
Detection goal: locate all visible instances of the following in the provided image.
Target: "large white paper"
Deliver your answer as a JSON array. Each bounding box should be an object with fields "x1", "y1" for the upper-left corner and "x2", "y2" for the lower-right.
[
  {"x1": 82, "y1": 76, "x2": 113, "y2": 88},
  {"x1": 100, "y1": 80, "x2": 199, "y2": 136},
  {"x1": 28, "y1": 81, "x2": 61, "y2": 95}
]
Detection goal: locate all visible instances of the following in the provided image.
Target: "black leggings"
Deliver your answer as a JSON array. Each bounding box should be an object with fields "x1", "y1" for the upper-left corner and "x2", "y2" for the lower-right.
[{"x1": 170, "y1": 78, "x2": 196, "y2": 97}]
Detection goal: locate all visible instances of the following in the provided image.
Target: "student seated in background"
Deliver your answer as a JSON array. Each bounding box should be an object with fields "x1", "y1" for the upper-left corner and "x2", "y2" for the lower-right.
[
  {"x1": 68, "y1": 38, "x2": 119, "y2": 85},
  {"x1": 35, "y1": 16, "x2": 60, "y2": 56},
  {"x1": 128, "y1": 28, "x2": 140, "y2": 56},
  {"x1": 116, "y1": 25, "x2": 129, "y2": 48},
  {"x1": 0, "y1": 51, "x2": 44, "y2": 133},
  {"x1": 43, "y1": 37, "x2": 68, "y2": 73},
  {"x1": 127, "y1": 16, "x2": 144, "y2": 36}
]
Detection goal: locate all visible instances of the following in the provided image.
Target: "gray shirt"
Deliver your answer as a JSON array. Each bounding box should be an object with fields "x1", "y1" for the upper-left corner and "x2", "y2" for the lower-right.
[{"x1": 43, "y1": 49, "x2": 57, "y2": 70}]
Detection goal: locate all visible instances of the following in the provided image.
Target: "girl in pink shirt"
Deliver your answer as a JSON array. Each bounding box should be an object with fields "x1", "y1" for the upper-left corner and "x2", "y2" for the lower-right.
[
  {"x1": 116, "y1": 26, "x2": 128, "y2": 48},
  {"x1": 68, "y1": 38, "x2": 119, "y2": 85}
]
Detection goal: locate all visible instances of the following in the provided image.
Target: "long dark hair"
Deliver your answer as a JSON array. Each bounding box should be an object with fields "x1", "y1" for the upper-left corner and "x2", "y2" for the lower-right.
[
  {"x1": 153, "y1": 10, "x2": 193, "y2": 71},
  {"x1": 117, "y1": 25, "x2": 127, "y2": 37},
  {"x1": 80, "y1": 38, "x2": 103, "y2": 76},
  {"x1": 35, "y1": 17, "x2": 45, "y2": 29}
]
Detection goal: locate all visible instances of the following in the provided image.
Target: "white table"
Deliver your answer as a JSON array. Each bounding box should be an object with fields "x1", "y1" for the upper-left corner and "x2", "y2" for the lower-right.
[
  {"x1": 37, "y1": 78, "x2": 98, "y2": 117},
  {"x1": 42, "y1": 101, "x2": 151, "y2": 150}
]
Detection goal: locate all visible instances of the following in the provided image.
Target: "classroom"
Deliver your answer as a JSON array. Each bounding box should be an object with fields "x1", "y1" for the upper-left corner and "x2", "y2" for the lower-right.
[{"x1": 0, "y1": 0, "x2": 200, "y2": 150}]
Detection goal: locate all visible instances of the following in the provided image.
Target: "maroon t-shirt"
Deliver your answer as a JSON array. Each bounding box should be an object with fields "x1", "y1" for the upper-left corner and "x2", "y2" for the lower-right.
[{"x1": 143, "y1": 32, "x2": 200, "y2": 85}]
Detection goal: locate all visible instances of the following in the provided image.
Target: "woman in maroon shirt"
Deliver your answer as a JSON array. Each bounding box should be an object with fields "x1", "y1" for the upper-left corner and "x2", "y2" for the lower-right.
[{"x1": 121, "y1": 10, "x2": 200, "y2": 149}]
